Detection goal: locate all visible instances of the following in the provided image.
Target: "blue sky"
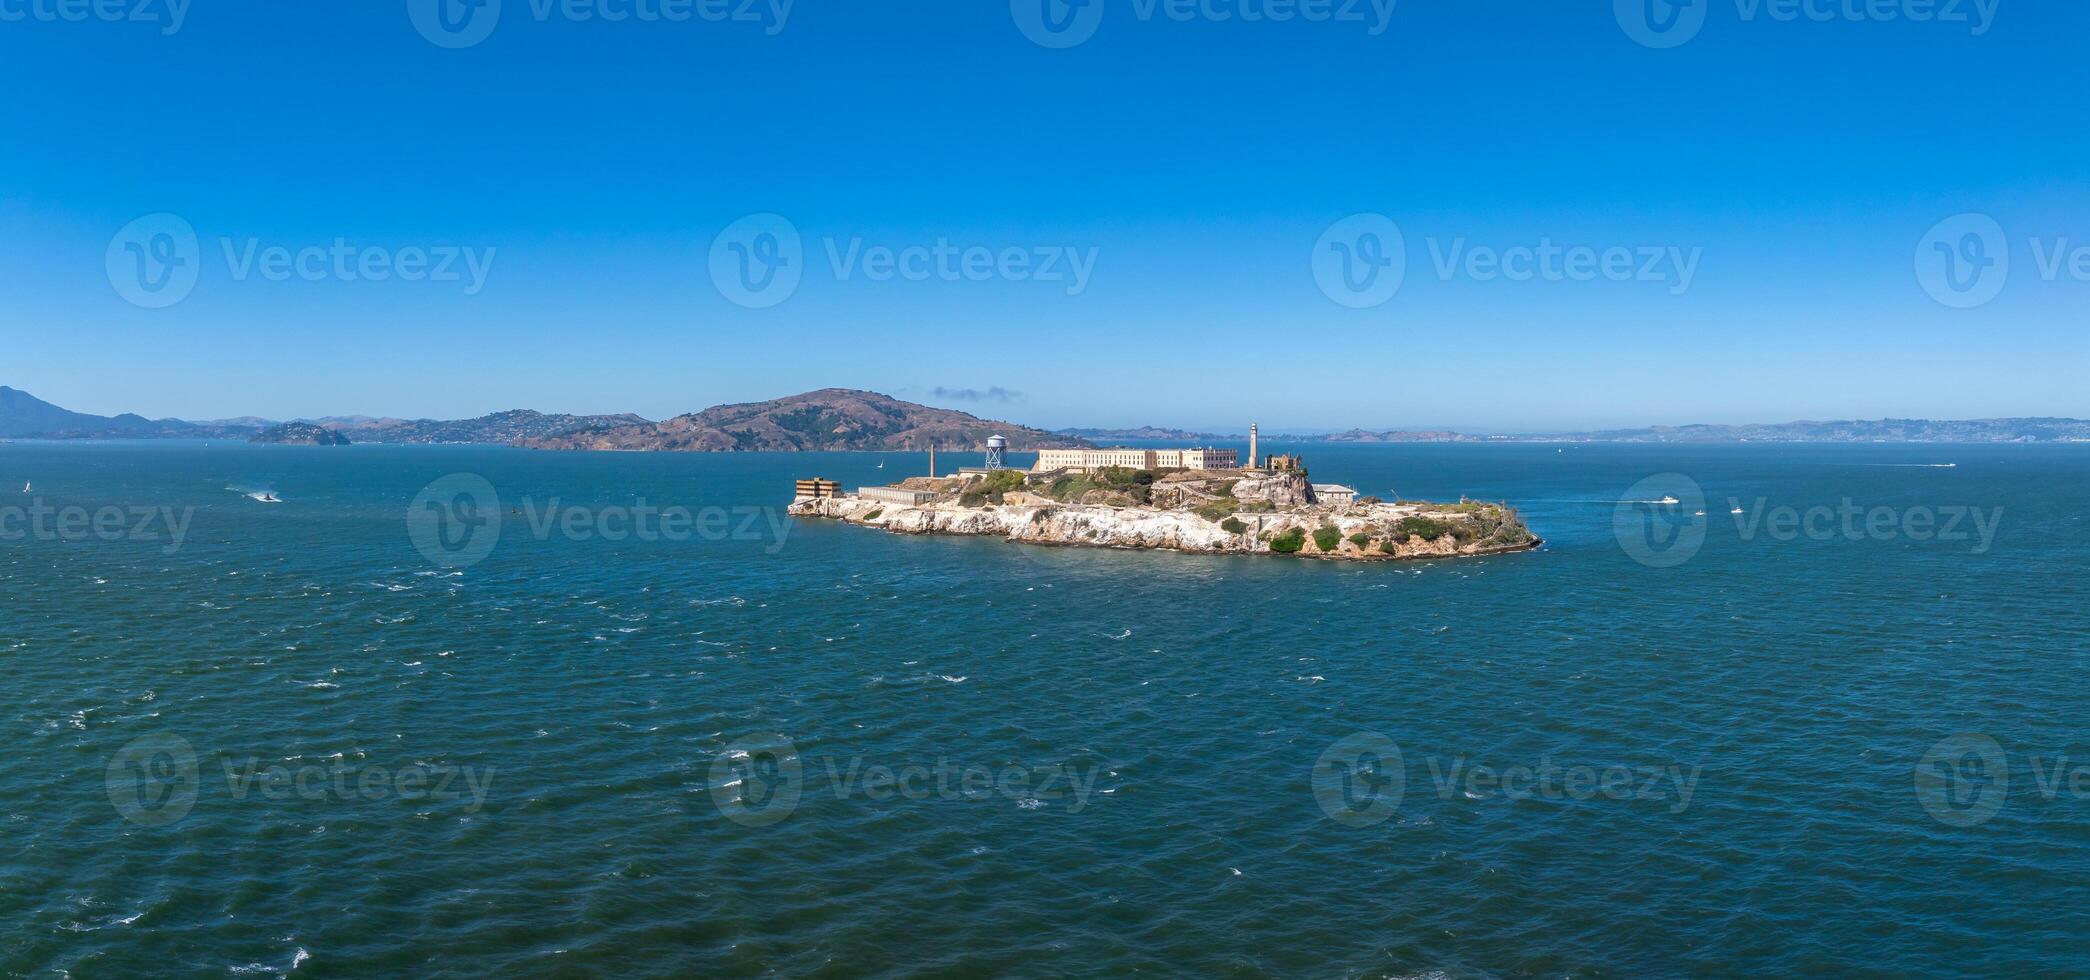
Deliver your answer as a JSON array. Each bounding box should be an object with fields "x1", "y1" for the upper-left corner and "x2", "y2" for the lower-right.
[{"x1": 1, "y1": 0, "x2": 2084, "y2": 431}]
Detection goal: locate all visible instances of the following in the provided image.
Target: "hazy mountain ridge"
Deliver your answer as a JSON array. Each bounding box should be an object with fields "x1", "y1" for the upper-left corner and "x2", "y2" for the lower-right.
[
  {"x1": 1056, "y1": 426, "x2": 1238, "y2": 442},
  {"x1": 519, "y1": 389, "x2": 1088, "y2": 452},
  {"x1": 0, "y1": 387, "x2": 258, "y2": 439},
  {"x1": 7, "y1": 384, "x2": 2087, "y2": 447},
  {"x1": 1312, "y1": 418, "x2": 2090, "y2": 444},
  {"x1": 330, "y1": 410, "x2": 652, "y2": 444},
  {"x1": 1077, "y1": 418, "x2": 2090, "y2": 444}
]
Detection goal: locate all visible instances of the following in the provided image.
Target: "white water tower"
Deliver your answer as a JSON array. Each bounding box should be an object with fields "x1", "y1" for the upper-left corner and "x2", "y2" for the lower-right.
[{"x1": 984, "y1": 434, "x2": 1007, "y2": 471}]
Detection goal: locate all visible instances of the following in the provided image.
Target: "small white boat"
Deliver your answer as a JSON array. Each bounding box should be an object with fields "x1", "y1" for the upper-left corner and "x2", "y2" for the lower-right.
[
  {"x1": 1657, "y1": 495, "x2": 1681, "y2": 506},
  {"x1": 1731, "y1": 506, "x2": 1744, "y2": 515},
  {"x1": 21, "y1": 482, "x2": 29, "y2": 493}
]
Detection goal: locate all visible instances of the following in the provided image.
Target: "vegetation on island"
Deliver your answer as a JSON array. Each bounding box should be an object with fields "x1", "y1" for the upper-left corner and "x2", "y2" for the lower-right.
[
  {"x1": 250, "y1": 422, "x2": 350, "y2": 446},
  {"x1": 959, "y1": 468, "x2": 1027, "y2": 507},
  {"x1": 1312, "y1": 525, "x2": 1343, "y2": 552},
  {"x1": 825, "y1": 457, "x2": 1539, "y2": 561}
]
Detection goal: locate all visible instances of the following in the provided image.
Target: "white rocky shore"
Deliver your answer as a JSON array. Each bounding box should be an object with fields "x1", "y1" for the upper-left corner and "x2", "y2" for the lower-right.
[{"x1": 788, "y1": 493, "x2": 1540, "y2": 561}]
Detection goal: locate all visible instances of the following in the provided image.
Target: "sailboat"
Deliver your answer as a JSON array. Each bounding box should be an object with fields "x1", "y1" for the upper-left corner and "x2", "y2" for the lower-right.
[{"x1": 21, "y1": 482, "x2": 29, "y2": 493}]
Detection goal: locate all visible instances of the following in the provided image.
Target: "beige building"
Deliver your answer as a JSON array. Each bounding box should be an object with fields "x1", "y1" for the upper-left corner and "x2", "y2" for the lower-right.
[
  {"x1": 1033, "y1": 447, "x2": 1239, "y2": 473},
  {"x1": 857, "y1": 486, "x2": 936, "y2": 507}
]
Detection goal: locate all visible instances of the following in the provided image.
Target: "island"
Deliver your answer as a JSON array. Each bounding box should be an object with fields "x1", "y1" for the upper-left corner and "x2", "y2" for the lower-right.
[
  {"x1": 519, "y1": 389, "x2": 1086, "y2": 452},
  {"x1": 249, "y1": 422, "x2": 351, "y2": 446},
  {"x1": 790, "y1": 441, "x2": 1538, "y2": 562}
]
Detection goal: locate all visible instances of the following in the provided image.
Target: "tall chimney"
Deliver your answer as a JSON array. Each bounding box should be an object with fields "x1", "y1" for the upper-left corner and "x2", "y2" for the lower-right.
[
  {"x1": 928, "y1": 443, "x2": 936, "y2": 479},
  {"x1": 1248, "y1": 423, "x2": 1259, "y2": 470}
]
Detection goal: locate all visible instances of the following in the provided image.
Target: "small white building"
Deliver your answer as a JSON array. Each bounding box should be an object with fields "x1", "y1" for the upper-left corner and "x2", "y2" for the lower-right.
[{"x1": 1313, "y1": 483, "x2": 1356, "y2": 506}]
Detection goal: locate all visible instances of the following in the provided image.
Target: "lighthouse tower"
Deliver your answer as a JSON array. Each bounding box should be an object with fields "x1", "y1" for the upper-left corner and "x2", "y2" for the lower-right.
[{"x1": 1248, "y1": 423, "x2": 1259, "y2": 470}]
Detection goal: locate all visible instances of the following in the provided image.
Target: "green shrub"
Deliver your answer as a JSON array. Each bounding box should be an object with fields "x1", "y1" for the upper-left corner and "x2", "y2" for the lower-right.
[
  {"x1": 1268, "y1": 527, "x2": 1306, "y2": 553},
  {"x1": 1195, "y1": 498, "x2": 1240, "y2": 522},
  {"x1": 959, "y1": 492, "x2": 986, "y2": 508},
  {"x1": 1390, "y1": 516, "x2": 1455, "y2": 541},
  {"x1": 861, "y1": 509, "x2": 882, "y2": 521},
  {"x1": 1312, "y1": 525, "x2": 1342, "y2": 552},
  {"x1": 1045, "y1": 474, "x2": 1098, "y2": 501},
  {"x1": 1348, "y1": 532, "x2": 1371, "y2": 548},
  {"x1": 976, "y1": 469, "x2": 1026, "y2": 495},
  {"x1": 1221, "y1": 517, "x2": 1247, "y2": 534}
]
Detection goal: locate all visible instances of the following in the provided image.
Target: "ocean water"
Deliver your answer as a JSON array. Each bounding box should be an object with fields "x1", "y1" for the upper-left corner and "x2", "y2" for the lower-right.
[{"x1": 2, "y1": 440, "x2": 2086, "y2": 976}]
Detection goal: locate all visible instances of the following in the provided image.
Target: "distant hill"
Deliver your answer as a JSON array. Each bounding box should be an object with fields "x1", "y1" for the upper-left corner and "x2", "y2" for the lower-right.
[
  {"x1": 1311, "y1": 418, "x2": 2090, "y2": 444},
  {"x1": 1056, "y1": 426, "x2": 1239, "y2": 443},
  {"x1": 0, "y1": 386, "x2": 118, "y2": 437},
  {"x1": 329, "y1": 410, "x2": 651, "y2": 445},
  {"x1": 0, "y1": 387, "x2": 641, "y2": 444},
  {"x1": 9, "y1": 383, "x2": 2089, "y2": 447},
  {"x1": 1314, "y1": 429, "x2": 1489, "y2": 443},
  {"x1": 1546, "y1": 418, "x2": 2090, "y2": 443},
  {"x1": 251, "y1": 422, "x2": 351, "y2": 446},
  {"x1": 0, "y1": 386, "x2": 254, "y2": 439},
  {"x1": 520, "y1": 389, "x2": 1089, "y2": 452}
]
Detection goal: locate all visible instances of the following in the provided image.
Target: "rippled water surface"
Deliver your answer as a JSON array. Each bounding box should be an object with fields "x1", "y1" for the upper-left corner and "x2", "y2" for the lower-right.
[{"x1": 3, "y1": 440, "x2": 2087, "y2": 976}]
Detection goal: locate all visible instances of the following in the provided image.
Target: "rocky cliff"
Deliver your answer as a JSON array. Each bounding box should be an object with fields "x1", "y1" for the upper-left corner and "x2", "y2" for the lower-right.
[{"x1": 790, "y1": 484, "x2": 1538, "y2": 562}]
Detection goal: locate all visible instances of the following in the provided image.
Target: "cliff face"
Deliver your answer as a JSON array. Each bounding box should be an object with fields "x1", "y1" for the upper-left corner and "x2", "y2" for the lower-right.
[
  {"x1": 790, "y1": 495, "x2": 1538, "y2": 561},
  {"x1": 519, "y1": 389, "x2": 1088, "y2": 452}
]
